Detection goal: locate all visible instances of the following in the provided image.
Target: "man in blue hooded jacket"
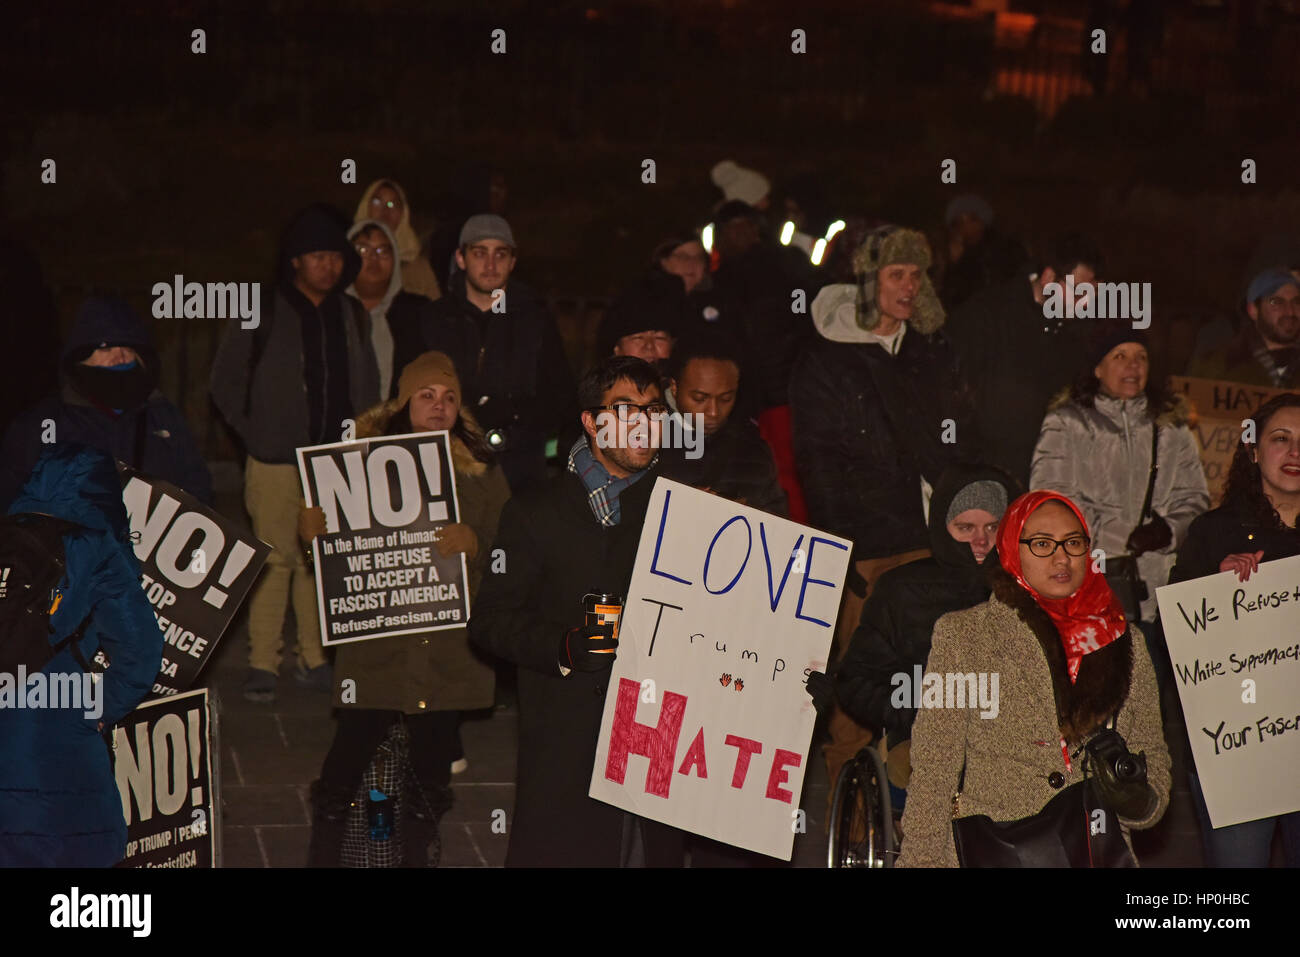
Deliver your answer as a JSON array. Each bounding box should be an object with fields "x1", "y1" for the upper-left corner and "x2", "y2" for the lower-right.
[
  {"x1": 0, "y1": 297, "x2": 212, "y2": 511},
  {"x1": 0, "y1": 444, "x2": 162, "y2": 866}
]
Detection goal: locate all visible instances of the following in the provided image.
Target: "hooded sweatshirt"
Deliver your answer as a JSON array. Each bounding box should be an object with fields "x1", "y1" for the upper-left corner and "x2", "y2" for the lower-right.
[
  {"x1": 0, "y1": 298, "x2": 212, "y2": 508},
  {"x1": 0, "y1": 444, "x2": 163, "y2": 866},
  {"x1": 354, "y1": 179, "x2": 442, "y2": 302},
  {"x1": 834, "y1": 463, "x2": 1021, "y2": 742},
  {"x1": 210, "y1": 206, "x2": 380, "y2": 463},
  {"x1": 346, "y1": 219, "x2": 442, "y2": 401}
]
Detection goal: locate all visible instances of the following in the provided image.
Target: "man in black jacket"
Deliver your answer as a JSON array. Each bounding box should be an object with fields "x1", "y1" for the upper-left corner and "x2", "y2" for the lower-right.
[
  {"x1": 659, "y1": 332, "x2": 787, "y2": 517},
  {"x1": 944, "y1": 232, "x2": 1102, "y2": 487},
  {"x1": 471, "y1": 355, "x2": 685, "y2": 866},
  {"x1": 423, "y1": 214, "x2": 576, "y2": 492},
  {"x1": 789, "y1": 224, "x2": 980, "y2": 793},
  {"x1": 827, "y1": 464, "x2": 1019, "y2": 801},
  {"x1": 211, "y1": 205, "x2": 380, "y2": 703}
]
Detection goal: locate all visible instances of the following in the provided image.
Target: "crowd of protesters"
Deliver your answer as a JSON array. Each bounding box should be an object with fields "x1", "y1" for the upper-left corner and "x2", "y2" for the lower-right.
[{"x1": 2, "y1": 160, "x2": 1299, "y2": 869}]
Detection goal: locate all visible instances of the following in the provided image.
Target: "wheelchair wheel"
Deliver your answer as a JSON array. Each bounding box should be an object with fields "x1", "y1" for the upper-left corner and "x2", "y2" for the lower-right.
[{"x1": 827, "y1": 745, "x2": 896, "y2": 868}]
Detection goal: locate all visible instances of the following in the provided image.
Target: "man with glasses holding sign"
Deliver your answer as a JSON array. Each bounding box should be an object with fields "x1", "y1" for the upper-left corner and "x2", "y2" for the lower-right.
[{"x1": 471, "y1": 355, "x2": 688, "y2": 866}]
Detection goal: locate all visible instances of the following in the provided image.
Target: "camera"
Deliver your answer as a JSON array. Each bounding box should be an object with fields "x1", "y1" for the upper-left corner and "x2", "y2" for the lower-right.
[{"x1": 1084, "y1": 728, "x2": 1147, "y2": 784}]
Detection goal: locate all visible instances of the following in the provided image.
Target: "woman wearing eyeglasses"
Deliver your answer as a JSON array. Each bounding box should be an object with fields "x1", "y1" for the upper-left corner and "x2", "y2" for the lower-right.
[
  {"x1": 1030, "y1": 322, "x2": 1209, "y2": 690},
  {"x1": 897, "y1": 490, "x2": 1171, "y2": 867}
]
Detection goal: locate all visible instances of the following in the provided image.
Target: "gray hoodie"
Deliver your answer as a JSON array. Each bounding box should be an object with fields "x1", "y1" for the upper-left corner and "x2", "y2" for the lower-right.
[{"x1": 347, "y1": 219, "x2": 404, "y2": 400}]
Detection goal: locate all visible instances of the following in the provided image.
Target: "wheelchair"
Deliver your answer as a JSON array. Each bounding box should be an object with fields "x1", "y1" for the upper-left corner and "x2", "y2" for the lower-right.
[{"x1": 827, "y1": 742, "x2": 900, "y2": 868}]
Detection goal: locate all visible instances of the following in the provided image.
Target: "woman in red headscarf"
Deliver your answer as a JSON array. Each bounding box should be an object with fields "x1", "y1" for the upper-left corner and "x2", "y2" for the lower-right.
[{"x1": 896, "y1": 490, "x2": 1171, "y2": 867}]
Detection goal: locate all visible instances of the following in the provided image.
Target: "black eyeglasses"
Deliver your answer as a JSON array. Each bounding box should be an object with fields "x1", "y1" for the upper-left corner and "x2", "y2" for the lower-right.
[
  {"x1": 587, "y1": 403, "x2": 668, "y2": 422},
  {"x1": 1019, "y1": 536, "x2": 1090, "y2": 558}
]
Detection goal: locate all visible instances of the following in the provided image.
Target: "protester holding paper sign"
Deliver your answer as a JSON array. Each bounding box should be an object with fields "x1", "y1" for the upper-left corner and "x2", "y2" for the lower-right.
[
  {"x1": 471, "y1": 355, "x2": 688, "y2": 866},
  {"x1": 898, "y1": 491, "x2": 1170, "y2": 867},
  {"x1": 303, "y1": 352, "x2": 509, "y2": 867},
  {"x1": 1168, "y1": 392, "x2": 1300, "y2": 867}
]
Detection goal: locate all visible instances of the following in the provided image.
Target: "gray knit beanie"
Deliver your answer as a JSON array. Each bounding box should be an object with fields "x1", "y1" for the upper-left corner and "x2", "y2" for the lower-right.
[{"x1": 946, "y1": 480, "x2": 1008, "y2": 525}]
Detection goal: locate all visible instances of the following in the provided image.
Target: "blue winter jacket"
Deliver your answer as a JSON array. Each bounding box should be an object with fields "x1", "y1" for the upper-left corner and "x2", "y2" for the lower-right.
[
  {"x1": 0, "y1": 445, "x2": 163, "y2": 866},
  {"x1": 0, "y1": 297, "x2": 212, "y2": 510}
]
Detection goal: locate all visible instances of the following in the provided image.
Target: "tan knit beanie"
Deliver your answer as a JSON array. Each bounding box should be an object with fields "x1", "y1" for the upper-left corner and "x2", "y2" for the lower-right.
[{"x1": 397, "y1": 351, "x2": 460, "y2": 408}]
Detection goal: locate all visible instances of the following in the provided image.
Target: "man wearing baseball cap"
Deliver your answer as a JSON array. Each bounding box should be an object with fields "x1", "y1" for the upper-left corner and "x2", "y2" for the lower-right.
[
  {"x1": 424, "y1": 213, "x2": 576, "y2": 492},
  {"x1": 1188, "y1": 267, "x2": 1300, "y2": 388}
]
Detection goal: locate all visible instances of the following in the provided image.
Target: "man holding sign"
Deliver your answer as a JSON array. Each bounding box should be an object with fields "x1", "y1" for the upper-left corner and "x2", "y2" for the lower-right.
[
  {"x1": 471, "y1": 356, "x2": 687, "y2": 866},
  {"x1": 1163, "y1": 392, "x2": 1300, "y2": 867}
]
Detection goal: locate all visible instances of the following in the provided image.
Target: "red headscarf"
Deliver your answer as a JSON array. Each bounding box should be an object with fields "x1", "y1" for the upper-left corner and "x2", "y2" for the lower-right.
[{"x1": 997, "y1": 491, "x2": 1128, "y2": 683}]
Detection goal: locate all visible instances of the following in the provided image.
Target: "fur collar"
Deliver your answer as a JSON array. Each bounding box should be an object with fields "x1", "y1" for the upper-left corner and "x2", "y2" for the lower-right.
[
  {"x1": 987, "y1": 562, "x2": 1133, "y2": 746},
  {"x1": 1046, "y1": 385, "x2": 1191, "y2": 427},
  {"x1": 354, "y1": 399, "x2": 489, "y2": 476}
]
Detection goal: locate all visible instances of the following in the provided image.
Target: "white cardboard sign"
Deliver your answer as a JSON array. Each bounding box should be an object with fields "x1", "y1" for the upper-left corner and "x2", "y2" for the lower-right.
[{"x1": 588, "y1": 479, "x2": 850, "y2": 860}]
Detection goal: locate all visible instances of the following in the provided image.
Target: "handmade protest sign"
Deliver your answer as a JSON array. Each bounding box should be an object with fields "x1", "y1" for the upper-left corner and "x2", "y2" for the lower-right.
[
  {"x1": 1155, "y1": 557, "x2": 1300, "y2": 828},
  {"x1": 1169, "y1": 376, "x2": 1285, "y2": 505},
  {"x1": 120, "y1": 468, "x2": 271, "y2": 698},
  {"x1": 297, "y1": 432, "x2": 468, "y2": 647},
  {"x1": 115, "y1": 687, "x2": 219, "y2": 868},
  {"x1": 588, "y1": 478, "x2": 851, "y2": 860}
]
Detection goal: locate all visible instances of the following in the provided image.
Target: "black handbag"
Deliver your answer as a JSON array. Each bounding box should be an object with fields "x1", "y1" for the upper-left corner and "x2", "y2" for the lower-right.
[
  {"x1": 1104, "y1": 424, "x2": 1159, "y2": 622},
  {"x1": 950, "y1": 724, "x2": 1138, "y2": 868}
]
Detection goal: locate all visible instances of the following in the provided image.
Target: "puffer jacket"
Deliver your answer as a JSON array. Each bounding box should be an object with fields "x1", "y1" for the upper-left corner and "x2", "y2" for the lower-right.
[
  {"x1": 0, "y1": 445, "x2": 163, "y2": 867},
  {"x1": 1030, "y1": 389, "x2": 1210, "y2": 620},
  {"x1": 790, "y1": 284, "x2": 981, "y2": 561},
  {"x1": 835, "y1": 463, "x2": 1021, "y2": 744},
  {"x1": 897, "y1": 562, "x2": 1171, "y2": 868},
  {"x1": 331, "y1": 402, "x2": 509, "y2": 714}
]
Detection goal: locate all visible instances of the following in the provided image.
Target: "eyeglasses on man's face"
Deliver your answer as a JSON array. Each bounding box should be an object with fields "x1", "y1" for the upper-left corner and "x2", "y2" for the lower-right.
[
  {"x1": 369, "y1": 196, "x2": 401, "y2": 210},
  {"x1": 355, "y1": 243, "x2": 393, "y2": 259},
  {"x1": 1019, "y1": 535, "x2": 1091, "y2": 558},
  {"x1": 587, "y1": 402, "x2": 669, "y2": 423}
]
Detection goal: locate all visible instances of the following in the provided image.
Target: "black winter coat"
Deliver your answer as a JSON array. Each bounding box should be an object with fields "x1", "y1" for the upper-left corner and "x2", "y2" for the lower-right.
[
  {"x1": 789, "y1": 327, "x2": 980, "y2": 561},
  {"x1": 658, "y1": 415, "x2": 787, "y2": 516},
  {"x1": 423, "y1": 275, "x2": 576, "y2": 490},
  {"x1": 835, "y1": 463, "x2": 1021, "y2": 743},
  {"x1": 470, "y1": 465, "x2": 661, "y2": 866},
  {"x1": 1170, "y1": 494, "x2": 1300, "y2": 584},
  {"x1": 944, "y1": 277, "x2": 1091, "y2": 487}
]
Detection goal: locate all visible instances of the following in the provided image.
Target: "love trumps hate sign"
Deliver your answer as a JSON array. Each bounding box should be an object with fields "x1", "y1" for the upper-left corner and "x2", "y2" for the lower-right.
[
  {"x1": 1155, "y1": 555, "x2": 1300, "y2": 828},
  {"x1": 588, "y1": 479, "x2": 850, "y2": 860}
]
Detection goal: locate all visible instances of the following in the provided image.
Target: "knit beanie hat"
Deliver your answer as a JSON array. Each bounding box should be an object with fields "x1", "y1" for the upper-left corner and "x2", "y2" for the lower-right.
[
  {"x1": 946, "y1": 480, "x2": 1009, "y2": 525},
  {"x1": 397, "y1": 351, "x2": 460, "y2": 409},
  {"x1": 1245, "y1": 267, "x2": 1299, "y2": 306},
  {"x1": 1089, "y1": 321, "x2": 1149, "y2": 368},
  {"x1": 711, "y1": 160, "x2": 770, "y2": 207},
  {"x1": 852, "y1": 225, "x2": 945, "y2": 334}
]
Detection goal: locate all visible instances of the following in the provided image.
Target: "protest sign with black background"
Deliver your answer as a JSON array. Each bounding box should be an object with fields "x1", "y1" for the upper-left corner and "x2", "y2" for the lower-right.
[
  {"x1": 114, "y1": 687, "x2": 219, "y2": 868},
  {"x1": 119, "y1": 467, "x2": 271, "y2": 698},
  {"x1": 297, "y1": 431, "x2": 469, "y2": 647}
]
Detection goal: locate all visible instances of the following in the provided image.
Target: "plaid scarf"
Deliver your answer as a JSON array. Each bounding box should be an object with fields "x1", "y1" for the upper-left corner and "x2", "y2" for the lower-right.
[{"x1": 567, "y1": 436, "x2": 656, "y2": 527}]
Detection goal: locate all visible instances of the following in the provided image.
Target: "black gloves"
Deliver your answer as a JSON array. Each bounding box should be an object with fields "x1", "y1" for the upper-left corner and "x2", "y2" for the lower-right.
[
  {"x1": 559, "y1": 624, "x2": 617, "y2": 673},
  {"x1": 1085, "y1": 731, "x2": 1156, "y2": 821},
  {"x1": 805, "y1": 670, "x2": 835, "y2": 717},
  {"x1": 1126, "y1": 514, "x2": 1172, "y2": 557}
]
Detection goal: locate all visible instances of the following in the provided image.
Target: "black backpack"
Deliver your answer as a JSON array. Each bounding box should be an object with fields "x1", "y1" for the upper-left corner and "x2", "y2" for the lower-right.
[{"x1": 0, "y1": 513, "x2": 93, "y2": 674}]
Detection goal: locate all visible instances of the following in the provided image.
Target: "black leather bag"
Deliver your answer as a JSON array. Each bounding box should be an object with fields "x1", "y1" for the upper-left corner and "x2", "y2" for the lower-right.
[{"x1": 952, "y1": 780, "x2": 1136, "y2": 868}]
